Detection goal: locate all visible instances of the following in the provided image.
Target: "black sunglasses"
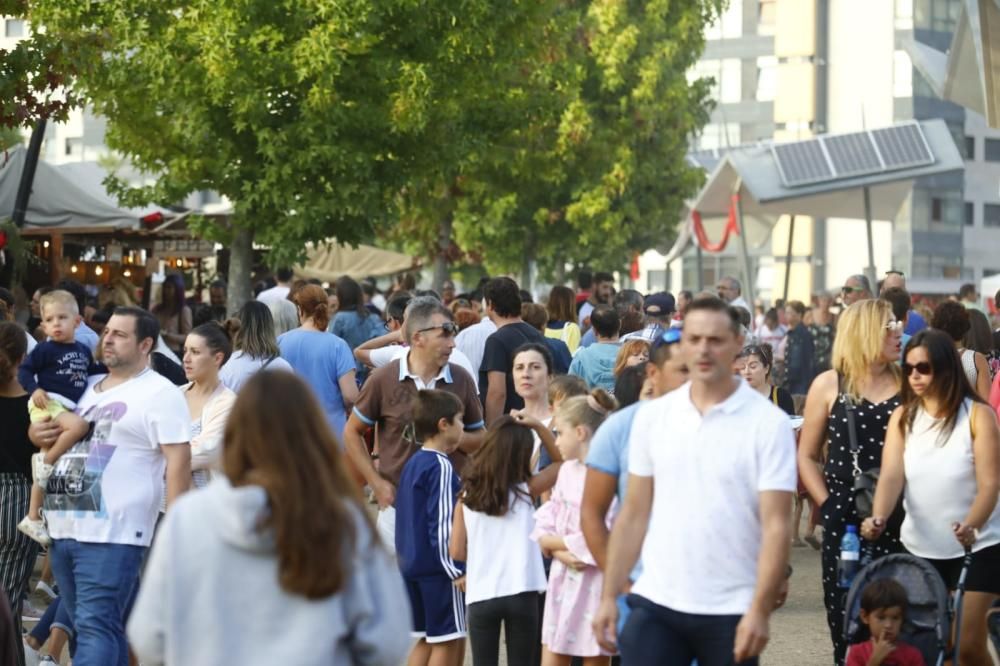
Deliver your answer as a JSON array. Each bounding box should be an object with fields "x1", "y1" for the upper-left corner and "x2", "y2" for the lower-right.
[
  {"x1": 416, "y1": 321, "x2": 459, "y2": 337},
  {"x1": 902, "y1": 362, "x2": 932, "y2": 377}
]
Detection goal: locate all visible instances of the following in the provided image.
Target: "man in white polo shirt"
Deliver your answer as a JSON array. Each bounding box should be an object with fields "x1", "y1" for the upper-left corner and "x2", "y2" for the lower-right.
[{"x1": 593, "y1": 296, "x2": 796, "y2": 665}]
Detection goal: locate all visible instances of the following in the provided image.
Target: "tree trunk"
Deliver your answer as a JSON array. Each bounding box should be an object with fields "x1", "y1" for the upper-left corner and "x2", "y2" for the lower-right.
[
  {"x1": 520, "y1": 235, "x2": 534, "y2": 294},
  {"x1": 227, "y1": 226, "x2": 254, "y2": 314},
  {"x1": 431, "y1": 211, "x2": 453, "y2": 295}
]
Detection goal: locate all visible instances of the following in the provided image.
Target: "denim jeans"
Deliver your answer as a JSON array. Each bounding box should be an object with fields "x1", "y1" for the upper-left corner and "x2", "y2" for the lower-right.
[
  {"x1": 29, "y1": 596, "x2": 76, "y2": 656},
  {"x1": 49, "y1": 539, "x2": 146, "y2": 666},
  {"x1": 619, "y1": 594, "x2": 755, "y2": 666}
]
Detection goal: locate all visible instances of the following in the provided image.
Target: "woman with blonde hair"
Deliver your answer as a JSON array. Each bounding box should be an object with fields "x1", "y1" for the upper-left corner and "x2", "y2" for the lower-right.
[
  {"x1": 277, "y1": 284, "x2": 358, "y2": 439},
  {"x1": 545, "y1": 286, "x2": 582, "y2": 355},
  {"x1": 127, "y1": 371, "x2": 411, "y2": 665},
  {"x1": 797, "y1": 298, "x2": 905, "y2": 663}
]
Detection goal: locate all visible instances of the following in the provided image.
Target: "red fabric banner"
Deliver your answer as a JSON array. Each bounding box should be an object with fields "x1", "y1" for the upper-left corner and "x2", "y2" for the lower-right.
[{"x1": 691, "y1": 194, "x2": 740, "y2": 253}]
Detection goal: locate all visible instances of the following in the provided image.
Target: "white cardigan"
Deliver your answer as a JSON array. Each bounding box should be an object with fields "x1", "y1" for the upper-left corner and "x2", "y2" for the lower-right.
[{"x1": 182, "y1": 382, "x2": 236, "y2": 474}]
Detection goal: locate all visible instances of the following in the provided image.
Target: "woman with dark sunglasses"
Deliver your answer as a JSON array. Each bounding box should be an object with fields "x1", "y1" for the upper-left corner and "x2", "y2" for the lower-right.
[{"x1": 862, "y1": 329, "x2": 1000, "y2": 665}]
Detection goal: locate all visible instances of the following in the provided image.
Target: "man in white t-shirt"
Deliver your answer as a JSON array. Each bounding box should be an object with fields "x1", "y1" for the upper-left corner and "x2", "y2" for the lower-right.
[
  {"x1": 31, "y1": 306, "x2": 191, "y2": 666},
  {"x1": 593, "y1": 297, "x2": 796, "y2": 665},
  {"x1": 256, "y1": 267, "x2": 294, "y2": 305}
]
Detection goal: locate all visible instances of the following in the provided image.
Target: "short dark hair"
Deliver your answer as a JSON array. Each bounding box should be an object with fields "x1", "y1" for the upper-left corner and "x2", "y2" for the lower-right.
[
  {"x1": 577, "y1": 270, "x2": 593, "y2": 290},
  {"x1": 860, "y1": 579, "x2": 908, "y2": 614},
  {"x1": 594, "y1": 271, "x2": 614, "y2": 284},
  {"x1": 386, "y1": 293, "x2": 412, "y2": 323},
  {"x1": 484, "y1": 277, "x2": 521, "y2": 318},
  {"x1": 931, "y1": 301, "x2": 971, "y2": 342},
  {"x1": 879, "y1": 287, "x2": 910, "y2": 323},
  {"x1": 513, "y1": 342, "x2": 554, "y2": 376},
  {"x1": 613, "y1": 289, "x2": 644, "y2": 315},
  {"x1": 686, "y1": 296, "x2": 740, "y2": 333},
  {"x1": 785, "y1": 300, "x2": 807, "y2": 317},
  {"x1": 276, "y1": 267, "x2": 294, "y2": 283},
  {"x1": 411, "y1": 389, "x2": 464, "y2": 442},
  {"x1": 112, "y1": 306, "x2": 160, "y2": 346},
  {"x1": 519, "y1": 289, "x2": 533, "y2": 304},
  {"x1": 590, "y1": 304, "x2": 620, "y2": 338},
  {"x1": 209, "y1": 279, "x2": 227, "y2": 291},
  {"x1": 679, "y1": 290, "x2": 693, "y2": 300},
  {"x1": 959, "y1": 283, "x2": 977, "y2": 299}
]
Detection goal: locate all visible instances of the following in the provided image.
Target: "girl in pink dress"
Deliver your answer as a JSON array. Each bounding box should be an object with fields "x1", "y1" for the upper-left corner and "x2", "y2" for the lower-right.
[{"x1": 531, "y1": 389, "x2": 618, "y2": 666}]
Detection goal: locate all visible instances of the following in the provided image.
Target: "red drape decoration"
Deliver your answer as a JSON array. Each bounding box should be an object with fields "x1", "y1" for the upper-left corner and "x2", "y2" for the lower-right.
[
  {"x1": 629, "y1": 252, "x2": 640, "y2": 281},
  {"x1": 691, "y1": 194, "x2": 740, "y2": 252}
]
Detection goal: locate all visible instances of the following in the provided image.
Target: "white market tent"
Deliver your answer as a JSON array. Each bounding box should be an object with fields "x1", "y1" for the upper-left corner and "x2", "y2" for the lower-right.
[
  {"x1": 0, "y1": 145, "x2": 174, "y2": 232},
  {"x1": 296, "y1": 240, "x2": 418, "y2": 281}
]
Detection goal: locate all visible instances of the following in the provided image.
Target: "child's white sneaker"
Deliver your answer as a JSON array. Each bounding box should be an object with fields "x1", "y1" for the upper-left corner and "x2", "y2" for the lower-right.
[
  {"x1": 31, "y1": 454, "x2": 54, "y2": 487},
  {"x1": 17, "y1": 517, "x2": 51, "y2": 546}
]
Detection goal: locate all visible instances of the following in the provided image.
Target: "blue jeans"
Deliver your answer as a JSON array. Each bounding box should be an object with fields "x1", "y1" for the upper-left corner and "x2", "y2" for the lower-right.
[
  {"x1": 619, "y1": 594, "x2": 754, "y2": 666},
  {"x1": 49, "y1": 540, "x2": 146, "y2": 666},
  {"x1": 29, "y1": 596, "x2": 76, "y2": 655}
]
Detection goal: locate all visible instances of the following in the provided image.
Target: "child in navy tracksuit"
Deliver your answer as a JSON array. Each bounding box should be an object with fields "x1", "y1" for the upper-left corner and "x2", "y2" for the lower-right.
[{"x1": 395, "y1": 389, "x2": 467, "y2": 666}]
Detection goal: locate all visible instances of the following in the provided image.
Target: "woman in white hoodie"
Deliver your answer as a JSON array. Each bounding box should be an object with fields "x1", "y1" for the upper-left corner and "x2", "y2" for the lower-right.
[{"x1": 128, "y1": 371, "x2": 411, "y2": 666}]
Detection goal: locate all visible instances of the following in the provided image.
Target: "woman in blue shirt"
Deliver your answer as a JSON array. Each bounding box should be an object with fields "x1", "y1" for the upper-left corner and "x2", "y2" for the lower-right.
[
  {"x1": 328, "y1": 277, "x2": 384, "y2": 375},
  {"x1": 278, "y1": 285, "x2": 358, "y2": 439}
]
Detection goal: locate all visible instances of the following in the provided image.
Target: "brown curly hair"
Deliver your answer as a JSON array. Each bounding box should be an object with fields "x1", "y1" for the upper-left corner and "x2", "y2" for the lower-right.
[{"x1": 930, "y1": 301, "x2": 970, "y2": 342}]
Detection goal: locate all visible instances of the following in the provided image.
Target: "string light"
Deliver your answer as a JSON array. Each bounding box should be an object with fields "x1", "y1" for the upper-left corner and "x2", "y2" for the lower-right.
[
  {"x1": 70, "y1": 265, "x2": 78, "y2": 274},
  {"x1": 43, "y1": 241, "x2": 49, "y2": 249},
  {"x1": 123, "y1": 270, "x2": 132, "y2": 277},
  {"x1": 94, "y1": 266, "x2": 103, "y2": 276}
]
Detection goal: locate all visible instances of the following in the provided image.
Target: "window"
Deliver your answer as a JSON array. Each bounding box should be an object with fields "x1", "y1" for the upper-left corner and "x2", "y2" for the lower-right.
[
  {"x1": 931, "y1": 197, "x2": 942, "y2": 223},
  {"x1": 64, "y1": 137, "x2": 82, "y2": 157},
  {"x1": 985, "y1": 204, "x2": 1000, "y2": 227},
  {"x1": 893, "y1": 51, "x2": 912, "y2": 98},
  {"x1": 965, "y1": 202, "x2": 975, "y2": 226},
  {"x1": 895, "y1": 0, "x2": 914, "y2": 29},
  {"x1": 756, "y1": 56, "x2": 777, "y2": 101},
  {"x1": 758, "y1": 0, "x2": 776, "y2": 36},
  {"x1": 688, "y1": 59, "x2": 742, "y2": 104},
  {"x1": 965, "y1": 136, "x2": 976, "y2": 160},
  {"x1": 706, "y1": 1, "x2": 743, "y2": 40},
  {"x1": 4, "y1": 19, "x2": 25, "y2": 38},
  {"x1": 985, "y1": 139, "x2": 1000, "y2": 162},
  {"x1": 913, "y1": 0, "x2": 962, "y2": 33},
  {"x1": 695, "y1": 123, "x2": 741, "y2": 151}
]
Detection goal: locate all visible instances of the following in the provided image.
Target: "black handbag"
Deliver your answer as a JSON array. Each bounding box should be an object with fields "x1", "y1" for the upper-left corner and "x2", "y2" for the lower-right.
[{"x1": 844, "y1": 397, "x2": 904, "y2": 527}]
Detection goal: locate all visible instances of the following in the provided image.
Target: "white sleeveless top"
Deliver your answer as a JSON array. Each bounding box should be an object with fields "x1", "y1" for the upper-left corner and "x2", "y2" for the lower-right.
[
  {"x1": 902, "y1": 399, "x2": 1000, "y2": 559},
  {"x1": 462, "y1": 484, "x2": 547, "y2": 605}
]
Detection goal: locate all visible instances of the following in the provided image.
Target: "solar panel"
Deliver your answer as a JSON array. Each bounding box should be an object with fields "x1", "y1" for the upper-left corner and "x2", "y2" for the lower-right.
[
  {"x1": 824, "y1": 132, "x2": 883, "y2": 178},
  {"x1": 770, "y1": 122, "x2": 936, "y2": 188},
  {"x1": 871, "y1": 123, "x2": 934, "y2": 170},
  {"x1": 772, "y1": 139, "x2": 834, "y2": 187}
]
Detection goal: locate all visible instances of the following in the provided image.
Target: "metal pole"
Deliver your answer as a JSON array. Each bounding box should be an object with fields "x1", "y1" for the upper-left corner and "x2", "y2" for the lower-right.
[
  {"x1": 12, "y1": 118, "x2": 47, "y2": 229},
  {"x1": 783, "y1": 215, "x2": 796, "y2": 303},
  {"x1": 862, "y1": 186, "x2": 877, "y2": 290},
  {"x1": 734, "y1": 179, "x2": 757, "y2": 307},
  {"x1": 695, "y1": 242, "x2": 704, "y2": 292}
]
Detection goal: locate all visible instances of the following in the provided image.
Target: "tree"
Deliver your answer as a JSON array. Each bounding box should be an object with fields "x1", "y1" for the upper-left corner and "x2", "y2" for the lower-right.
[
  {"x1": 6, "y1": 0, "x2": 557, "y2": 310},
  {"x1": 452, "y1": 0, "x2": 721, "y2": 287}
]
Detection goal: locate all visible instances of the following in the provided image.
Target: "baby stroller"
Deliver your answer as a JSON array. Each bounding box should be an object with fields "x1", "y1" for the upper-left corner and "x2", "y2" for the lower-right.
[{"x1": 843, "y1": 551, "x2": 973, "y2": 666}]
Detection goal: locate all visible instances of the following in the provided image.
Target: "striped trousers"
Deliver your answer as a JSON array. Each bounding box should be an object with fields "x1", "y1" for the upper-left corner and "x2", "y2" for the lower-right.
[{"x1": 0, "y1": 473, "x2": 41, "y2": 666}]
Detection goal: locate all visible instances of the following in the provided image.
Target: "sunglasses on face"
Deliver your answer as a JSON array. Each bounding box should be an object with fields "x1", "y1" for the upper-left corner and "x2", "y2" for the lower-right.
[
  {"x1": 884, "y1": 320, "x2": 904, "y2": 333},
  {"x1": 902, "y1": 362, "x2": 932, "y2": 377},
  {"x1": 842, "y1": 285, "x2": 865, "y2": 294},
  {"x1": 416, "y1": 321, "x2": 459, "y2": 337}
]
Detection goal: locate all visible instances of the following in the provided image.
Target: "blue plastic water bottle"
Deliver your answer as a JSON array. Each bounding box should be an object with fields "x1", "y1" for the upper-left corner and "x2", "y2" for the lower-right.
[{"x1": 837, "y1": 525, "x2": 861, "y2": 588}]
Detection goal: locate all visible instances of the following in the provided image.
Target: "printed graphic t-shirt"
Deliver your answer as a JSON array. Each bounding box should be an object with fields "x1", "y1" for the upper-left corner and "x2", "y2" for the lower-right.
[{"x1": 44, "y1": 368, "x2": 191, "y2": 547}]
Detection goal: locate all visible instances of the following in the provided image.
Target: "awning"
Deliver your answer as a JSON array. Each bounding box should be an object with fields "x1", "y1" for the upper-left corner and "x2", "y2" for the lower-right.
[
  {"x1": 0, "y1": 146, "x2": 173, "y2": 232},
  {"x1": 295, "y1": 240, "x2": 418, "y2": 281}
]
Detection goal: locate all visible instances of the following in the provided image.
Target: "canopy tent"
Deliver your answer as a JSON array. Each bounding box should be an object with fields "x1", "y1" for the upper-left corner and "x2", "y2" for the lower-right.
[
  {"x1": 0, "y1": 145, "x2": 174, "y2": 232},
  {"x1": 668, "y1": 119, "x2": 964, "y2": 302},
  {"x1": 904, "y1": 0, "x2": 1000, "y2": 127},
  {"x1": 295, "y1": 240, "x2": 418, "y2": 281}
]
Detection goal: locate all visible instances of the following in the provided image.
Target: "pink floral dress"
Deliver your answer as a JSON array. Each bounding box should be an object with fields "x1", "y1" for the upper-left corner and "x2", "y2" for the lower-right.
[{"x1": 530, "y1": 460, "x2": 616, "y2": 657}]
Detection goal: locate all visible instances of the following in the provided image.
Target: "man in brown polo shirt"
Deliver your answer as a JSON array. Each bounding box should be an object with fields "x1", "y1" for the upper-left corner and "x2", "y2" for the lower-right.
[{"x1": 344, "y1": 296, "x2": 485, "y2": 554}]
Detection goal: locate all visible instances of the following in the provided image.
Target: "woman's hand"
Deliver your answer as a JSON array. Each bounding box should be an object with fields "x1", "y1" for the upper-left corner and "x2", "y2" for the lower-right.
[
  {"x1": 953, "y1": 522, "x2": 977, "y2": 549},
  {"x1": 861, "y1": 517, "x2": 886, "y2": 541},
  {"x1": 509, "y1": 409, "x2": 543, "y2": 431},
  {"x1": 553, "y1": 549, "x2": 586, "y2": 571}
]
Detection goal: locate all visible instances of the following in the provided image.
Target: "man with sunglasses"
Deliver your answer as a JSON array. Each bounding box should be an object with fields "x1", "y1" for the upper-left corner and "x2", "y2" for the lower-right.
[
  {"x1": 841, "y1": 274, "x2": 873, "y2": 307},
  {"x1": 344, "y1": 297, "x2": 486, "y2": 555}
]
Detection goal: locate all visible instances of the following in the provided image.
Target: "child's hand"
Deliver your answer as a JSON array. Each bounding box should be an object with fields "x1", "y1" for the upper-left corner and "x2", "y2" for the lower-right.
[
  {"x1": 869, "y1": 630, "x2": 895, "y2": 665},
  {"x1": 509, "y1": 409, "x2": 542, "y2": 430},
  {"x1": 30, "y1": 389, "x2": 50, "y2": 409},
  {"x1": 553, "y1": 549, "x2": 586, "y2": 571},
  {"x1": 452, "y1": 576, "x2": 466, "y2": 593}
]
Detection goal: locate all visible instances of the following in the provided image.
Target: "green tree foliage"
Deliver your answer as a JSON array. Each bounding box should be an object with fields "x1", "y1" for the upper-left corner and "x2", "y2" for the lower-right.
[
  {"x1": 5, "y1": 0, "x2": 555, "y2": 307},
  {"x1": 453, "y1": 0, "x2": 721, "y2": 283}
]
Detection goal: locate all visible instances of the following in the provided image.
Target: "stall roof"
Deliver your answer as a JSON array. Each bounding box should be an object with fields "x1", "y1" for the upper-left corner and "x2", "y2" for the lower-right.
[
  {"x1": 296, "y1": 240, "x2": 418, "y2": 281},
  {"x1": 692, "y1": 119, "x2": 964, "y2": 218},
  {"x1": 0, "y1": 146, "x2": 174, "y2": 232}
]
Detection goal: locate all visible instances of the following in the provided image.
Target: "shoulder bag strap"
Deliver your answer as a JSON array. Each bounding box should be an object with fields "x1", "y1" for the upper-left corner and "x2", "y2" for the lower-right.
[
  {"x1": 770, "y1": 386, "x2": 780, "y2": 406},
  {"x1": 261, "y1": 354, "x2": 277, "y2": 370},
  {"x1": 840, "y1": 373, "x2": 862, "y2": 477}
]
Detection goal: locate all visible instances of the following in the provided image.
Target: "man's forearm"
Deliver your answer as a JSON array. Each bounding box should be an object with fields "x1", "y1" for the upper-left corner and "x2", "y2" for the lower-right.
[
  {"x1": 601, "y1": 510, "x2": 647, "y2": 599},
  {"x1": 749, "y1": 516, "x2": 791, "y2": 615},
  {"x1": 581, "y1": 516, "x2": 610, "y2": 571},
  {"x1": 344, "y1": 430, "x2": 381, "y2": 486},
  {"x1": 485, "y1": 390, "x2": 505, "y2": 426},
  {"x1": 165, "y1": 458, "x2": 191, "y2": 508},
  {"x1": 458, "y1": 429, "x2": 485, "y2": 454}
]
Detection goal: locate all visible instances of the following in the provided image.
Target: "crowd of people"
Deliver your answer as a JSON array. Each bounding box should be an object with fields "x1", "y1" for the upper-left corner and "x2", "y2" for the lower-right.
[{"x1": 0, "y1": 265, "x2": 998, "y2": 665}]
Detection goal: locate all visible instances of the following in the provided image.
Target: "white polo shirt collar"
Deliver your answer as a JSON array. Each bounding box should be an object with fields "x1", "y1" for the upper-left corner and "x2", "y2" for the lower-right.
[{"x1": 399, "y1": 351, "x2": 453, "y2": 390}]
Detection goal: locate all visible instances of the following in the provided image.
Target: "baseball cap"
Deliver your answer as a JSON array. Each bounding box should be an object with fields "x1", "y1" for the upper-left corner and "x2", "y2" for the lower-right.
[{"x1": 643, "y1": 292, "x2": 676, "y2": 316}]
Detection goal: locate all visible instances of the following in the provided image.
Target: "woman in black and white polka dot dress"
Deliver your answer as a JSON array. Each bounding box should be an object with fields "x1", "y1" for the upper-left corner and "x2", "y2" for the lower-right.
[{"x1": 797, "y1": 299, "x2": 905, "y2": 665}]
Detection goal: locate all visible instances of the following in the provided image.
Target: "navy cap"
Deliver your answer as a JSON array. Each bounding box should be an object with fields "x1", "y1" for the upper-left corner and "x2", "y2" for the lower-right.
[{"x1": 644, "y1": 292, "x2": 676, "y2": 316}]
